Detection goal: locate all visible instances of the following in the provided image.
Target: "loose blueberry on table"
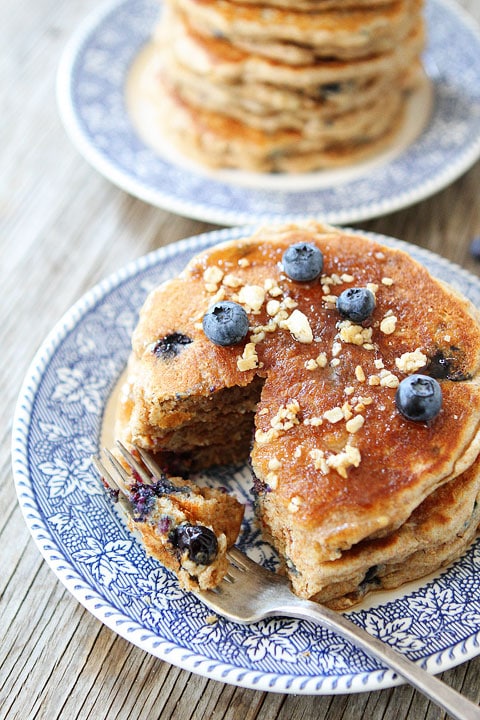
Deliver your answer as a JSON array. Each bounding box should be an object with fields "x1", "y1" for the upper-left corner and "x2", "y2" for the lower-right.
[{"x1": 469, "y1": 236, "x2": 480, "y2": 261}]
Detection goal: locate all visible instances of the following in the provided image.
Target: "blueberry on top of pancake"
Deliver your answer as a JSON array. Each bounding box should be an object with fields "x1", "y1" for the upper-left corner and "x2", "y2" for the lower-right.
[{"x1": 116, "y1": 221, "x2": 480, "y2": 603}]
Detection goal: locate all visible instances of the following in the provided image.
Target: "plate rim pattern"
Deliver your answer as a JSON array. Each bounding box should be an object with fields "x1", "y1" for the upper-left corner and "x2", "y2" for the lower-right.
[
  {"x1": 11, "y1": 225, "x2": 480, "y2": 695},
  {"x1": 56, "y1": 0, "x2": 480, "y2": 226}
]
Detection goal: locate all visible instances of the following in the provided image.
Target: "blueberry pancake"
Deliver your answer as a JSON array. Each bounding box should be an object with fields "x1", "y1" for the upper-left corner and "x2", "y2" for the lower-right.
[
  {"x1": 124, "y1": 470, "x2": 244, "y2": 591},
  {"x1": 116, "y1": 221, "x2": 480, "y2": 605},
  {"x1": 130, "y1": 0, "x2": 425, "y2": 171},
  {"x1": 166, "y1": 0, "x2": 419, "y2": 62},
  {"x1": 158, "y1": 9, "x2": 424, "y2": 84},
  {"x1": 311, "y1": 455, "x2": 480, "y2": 609},
  {"x1": 154, "y1": 77, "x2": 405, "y2": 172}
]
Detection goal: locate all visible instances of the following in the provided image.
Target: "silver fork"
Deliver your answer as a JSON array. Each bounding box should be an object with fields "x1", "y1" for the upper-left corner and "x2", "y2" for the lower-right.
[{"x1": 94, "y1": 444, "x2": 480, "y2": 720}]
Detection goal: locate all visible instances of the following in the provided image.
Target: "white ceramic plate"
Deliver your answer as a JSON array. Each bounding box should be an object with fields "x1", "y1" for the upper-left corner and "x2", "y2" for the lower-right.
[
  {"x1": 12, "y1": 227, "x2": 480, "y2": 695},
  {"x1": 57, "y1": 0, "x2": 480, "y2": 226}
]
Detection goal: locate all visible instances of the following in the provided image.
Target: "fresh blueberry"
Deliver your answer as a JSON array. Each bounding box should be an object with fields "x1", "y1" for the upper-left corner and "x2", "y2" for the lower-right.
[
  {"x1": 395, "y1": 374, "x2": 442, "y2": 423},
  {"x1": 282, "y1": 242, "x2": 324, "y2": 282},
  {"x1": 129, "y1": 482, "x2": 157, "y2": 521},
  {"x1": 320, "y1": 82, "x2": 342, "y2": 97},
  {"x1": 170, "y1": 523, "x2": 218, "y2": 566},
  {"x1": 129, "y1": 477, "x2": 191, "y2": 521},
  {"x1": 336, "y1": 287, "x2": 376, "y2": 322},
  {"x1": 202, "y1": 301, "x2": 249, "y2": 346},
  {"x1": 469, "y1": 236, "x2": 480, "y2": 261},
  {"x1": 152, "y1": 332, "x2": 192, "y2": 359}
]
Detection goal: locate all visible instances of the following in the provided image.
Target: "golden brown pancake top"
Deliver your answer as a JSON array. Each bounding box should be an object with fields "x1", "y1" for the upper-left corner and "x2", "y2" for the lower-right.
[{"x1": 128, "y1": 223, "x2": 480, "y2": 554}]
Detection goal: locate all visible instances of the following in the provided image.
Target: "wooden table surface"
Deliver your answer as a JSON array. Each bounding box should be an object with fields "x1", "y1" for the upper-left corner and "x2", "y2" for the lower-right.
[{"x1": 2, "y1": 1, "x2": 480, "y2": 718}]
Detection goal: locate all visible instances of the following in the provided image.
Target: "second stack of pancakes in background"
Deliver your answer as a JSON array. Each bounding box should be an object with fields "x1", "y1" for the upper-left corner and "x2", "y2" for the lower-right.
[{"x1": 148, "y1": 0, "x2": 425, "y2": 172}]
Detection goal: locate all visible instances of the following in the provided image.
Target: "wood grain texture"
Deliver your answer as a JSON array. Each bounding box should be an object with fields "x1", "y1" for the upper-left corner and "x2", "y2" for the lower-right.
[{"x1": 1, "y1": 1, "x2": 480, "y2": 718}]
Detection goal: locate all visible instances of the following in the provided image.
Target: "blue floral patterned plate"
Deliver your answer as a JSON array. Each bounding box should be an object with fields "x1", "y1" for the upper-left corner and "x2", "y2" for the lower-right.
[
  {"x1": 56, "y1": 0, "x2": 480, "y2": 226},
  {"x1": 12, "y1": 227, "x2": 480, "y2": 694}
]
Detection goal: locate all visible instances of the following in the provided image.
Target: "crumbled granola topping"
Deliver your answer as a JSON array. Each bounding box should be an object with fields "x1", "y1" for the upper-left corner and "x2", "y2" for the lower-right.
[
  {"x1": 380, "y1": 314, "x2": 397, "y2": 335},
  {"x1": 281, "y1": 309, "x2": 314, "y2": 344},
  {"x1": 288, "y1": 496, "x2": 303, "y2": 513},
  {"x1": 237, "y1": 285, "x2": 266, "y2": 313},
  {"x1": 304, "y1": 416, "x2": 323, "y2": 427},
  {"x1": 271, "y1": 401, "x2": 301, "y2": 431},
  {"x1": 395, "y1": 348, "x2": 427, "y2": 374},
  {"x1": 346, "y1": 415, "x2": 365, "y2": 433},
  {"x1": 264, "y1": 278, "x2": 283, "y2": 297},
  {"x1": 310, "y1": 444, "x2": 361, "y2": 478},
  {"x1": 201, "y1": 246, "x2": 436, "y2": 493},
  {"x1": 203, "y1": 266, "x2": 224, "y2": 287},
  {"x1": 326, "y1": 443, "x2": 361, "y2": 478},
  {"x1": 338, "y1": 320, "x2": 373, "y2": 346},
  {"x1": 223, "y1": 273, "x2": 243, "y2": 288},
  {"x1": 309, "y1": 448, "x2": 328, "y2": 473},
  {"x1": 237, "y1": 342, "x2": 259, "y2": 371},
  {"x1": 255, "y1": 427, "x2": 280, "y2": 444},
  {"x1": 266, "y1": 299, "x2": 281, "y2": 316},
  {"x1": 355, "y1": 365, "x2": 366, "y2": 382},
  {"x1": 323, "y1": 407, "x2": 344, "y2": 424},
  {"x1": 378, "y1": 369, "x2": 400, "y2": 388}
]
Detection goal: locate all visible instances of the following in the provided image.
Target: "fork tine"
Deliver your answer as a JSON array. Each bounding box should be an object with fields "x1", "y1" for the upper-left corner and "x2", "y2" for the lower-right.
[
  {"x1": 227, "y1": 547, "x2": 272, "y2": 579},
  {"x1": 92, "y1": 456, "x2": 119, "y2": 491},
  {"x1": 104, "y1": 448, "x2": 132, "y2": 493},
  {"x1": 92, "y1": 454, "x2": 134, "y2": 515},
  {"x1": 115, "y1": 441, "x2": 153, "y2": 485},
  {"x1": 134, "y1": 445, "x2": 165, "y2": 480}
]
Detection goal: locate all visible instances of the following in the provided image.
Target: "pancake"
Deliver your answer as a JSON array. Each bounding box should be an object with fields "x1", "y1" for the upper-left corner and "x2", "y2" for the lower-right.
[
  {"x1": 125, "y1": 470, "x2": 244, "y2": 591},
  {"x1": 137, "y1": 0, "x2": 425, "y2": 172},
  {"x1": 154, "y1": 77, "x2": 406, "y2": 171},
  {"x1": 230, "y1": 0, "x2": 398, "y2": 8},
  {"x1": 167, "y1": 0, "x2": 420, "y2": 61},
  {"x1": 159, "y1": 30, "x2": 421, "y2": 119},
  {"x1": 160, "y1": 66, "x2": 407, "y2": 135},
  {"x1": 311, "y1": 455, "x2": 480, "y2": 608},
  {"x1": 159, "y1": 11, "x2": 425, "y2": 85},
  {"x1": 116, "y1": 221, "x2": 480, "y2": 604}
]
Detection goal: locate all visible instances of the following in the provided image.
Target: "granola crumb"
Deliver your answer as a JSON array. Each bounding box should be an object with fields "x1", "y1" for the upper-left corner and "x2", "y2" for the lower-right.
[
  {"x1": 288, "y1": 496, "x2": 303, "y2": 513},
  {"x1": 203, "y1": 266, "x2": 224, "y2": 286},
  {"x1": 326, "y1": 443, "x2": 361, "y2": 478},
  {"x1": 355, "y1": 365, "x2": 366, "y2": 382},
  {"x1": 346, "y1": 415, "x2": 365, "y2": 433},
  {"x1": 338, "y1": 320, "x2": 373, "y2": 346},
  {"x1": 380, "y1": 315, "x2": 397, "y2": 335},
  {"x1": 224, "y1": 274, "x2": 244, "y2": 289},
  {"x1": 282, "y1": 309, "x2": 314, "y2": 343},
  {"x1": 395, "y1": 348, "x2": 427, "y2": 374},
  {"x1": 323, "y1": 406, "x2": 344, "y2": 424},
  {"x1": 237, "y1": 343, "x2": 259, "y2": 371}
]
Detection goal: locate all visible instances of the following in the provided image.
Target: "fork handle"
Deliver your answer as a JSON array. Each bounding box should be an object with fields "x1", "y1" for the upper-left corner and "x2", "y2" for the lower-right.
[{"x1": 278, "y1": 598, "x2": 480, "y2": 720}]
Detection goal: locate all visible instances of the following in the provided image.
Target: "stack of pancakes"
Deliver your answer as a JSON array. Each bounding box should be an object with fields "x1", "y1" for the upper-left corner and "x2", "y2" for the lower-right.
[
  {"x1": 116, "y1": 222, "x2": 480, "y2": 608},
  {"x1": 145, "y1": 0, "x2": 425, "y2": 171}
]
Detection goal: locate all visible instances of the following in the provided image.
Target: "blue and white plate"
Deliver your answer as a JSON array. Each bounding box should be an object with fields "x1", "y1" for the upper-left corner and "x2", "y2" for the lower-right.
[
  {"x1": 12, "y1": 227, "x2": 480, "y2": 695},
  {"x1": 57, "y1": 0, "x2": 480, "y2": 226}
]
